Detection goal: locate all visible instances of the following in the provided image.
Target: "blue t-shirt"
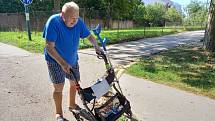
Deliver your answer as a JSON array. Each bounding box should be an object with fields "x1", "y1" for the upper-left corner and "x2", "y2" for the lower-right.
[{"x1": 43, "y1": 14, "x2": 90, "y2": 66}]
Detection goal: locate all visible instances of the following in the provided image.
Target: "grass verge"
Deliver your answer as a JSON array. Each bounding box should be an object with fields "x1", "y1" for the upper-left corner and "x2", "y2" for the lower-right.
[{"x1": 126, "y1": 44, "x2": 215, "y2": 99}]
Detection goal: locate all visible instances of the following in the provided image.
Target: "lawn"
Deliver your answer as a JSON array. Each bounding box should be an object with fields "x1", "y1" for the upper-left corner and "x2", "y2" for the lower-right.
[
  {"x1": 0, "y1": 26, "x2": 202, "y2": 53},
  {"x1": 126, "y1": 44, "x2": 215, "y2": 99}
]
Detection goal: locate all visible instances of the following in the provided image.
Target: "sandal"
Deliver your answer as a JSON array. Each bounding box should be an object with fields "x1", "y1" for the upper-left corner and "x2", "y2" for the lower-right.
[
  {"x1": 69, "y1": 104, "x2": 82, "y2": 114},
  {"x1": 56, "y1": 116, "x2": 68, "y2": 121}
]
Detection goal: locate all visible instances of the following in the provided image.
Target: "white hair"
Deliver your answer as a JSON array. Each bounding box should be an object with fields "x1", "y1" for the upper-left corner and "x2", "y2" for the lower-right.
[{"x1": 62, "y1": 1, "x2": 79, "y2": 13}]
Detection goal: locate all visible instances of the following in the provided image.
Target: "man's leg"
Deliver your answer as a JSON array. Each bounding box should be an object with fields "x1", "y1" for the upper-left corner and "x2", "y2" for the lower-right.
[
  {"x1": 69, "y1": 80, "x2": 77, "y2": 109},
  {"x1": 46, "y1": 61, "x2": 66, "y2": 118},
  {"x1": 53, "y1": 83, "x2": 64, "y2": 117},
  {"x1": 67, "y1": 63, "x2": 80, "y2": 110}
]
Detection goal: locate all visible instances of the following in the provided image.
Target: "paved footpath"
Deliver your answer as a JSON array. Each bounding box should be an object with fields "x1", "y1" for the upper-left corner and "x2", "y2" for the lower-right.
[{"x1": 1, "y1": 30, "x2": 215, "y2": 121}]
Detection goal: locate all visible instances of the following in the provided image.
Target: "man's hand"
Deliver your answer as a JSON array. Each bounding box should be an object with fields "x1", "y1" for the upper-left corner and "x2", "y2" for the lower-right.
[
  {"x1": 46, "y1": 41, "x2": 72, "y2": 74},
  {"x1": 61, "y1": 63, "x2": 72, "y2": 74},
  {"x1": 94, "y1": 46, "x2": 103, "y2": 55},
  {"x1": 87, "y1": 34, "x2": 104, "y2": 55}
]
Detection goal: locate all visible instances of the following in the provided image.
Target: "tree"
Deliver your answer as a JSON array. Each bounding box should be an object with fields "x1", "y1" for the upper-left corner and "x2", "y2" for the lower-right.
[
  {"x1": 187, "y1": 0, "x2": 202, "y2": 14},
  {"x1": 102, "y1": 0, "x2": 140, "y2": 28},
  {"x1": 186, "y1": 0, "x2": 208, "y2": 26},
  {"x1": 0, "y1": 0, "x2": 23, "y2": 13},
  {"x1": 0, "y1": 0, "x2": 55, "y2": 13},
  {"x1": 54, "y1": 0, "x2": 61, "y2": 12},
  {"x1": 112, "y1": 0, "x2": 141, "y2": 19},
  {"x1": 165, "y1": 8, "x2": 183, "y2": 24},
  {"x1": 128, "y1": 0, "x2": 142, "y2": 19},
  {"x1": 29, "y1": 0, "x2": 53, "y2": 11},
  {"x1": 144, "y1": 4, "x2": 166, "y2": 26},
  {"x1": 73, "y1": 0, "x2": 104, "y2": 18},
  {"x1": 205, "y1": 0, "x2": 215, "y2": 51},
  {"x1": 132, "y1": 3, "x2": 146, "y2": 25}
]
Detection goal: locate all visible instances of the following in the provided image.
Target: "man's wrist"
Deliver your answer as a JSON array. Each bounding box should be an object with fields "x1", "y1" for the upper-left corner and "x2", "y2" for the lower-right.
[{"x1": 59, "y1": 60, "x2": 67, "y2": 67}]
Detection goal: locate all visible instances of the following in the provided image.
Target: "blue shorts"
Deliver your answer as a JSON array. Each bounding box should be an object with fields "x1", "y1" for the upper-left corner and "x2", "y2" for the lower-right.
[{"x1": 46, "y1": 61, "x2": 80, "y2": 84}]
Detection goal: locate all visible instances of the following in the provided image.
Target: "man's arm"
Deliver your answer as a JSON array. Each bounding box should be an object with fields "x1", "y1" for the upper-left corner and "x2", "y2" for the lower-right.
[
  {"x1": 87, "y1": 34, "x2": 103, "y2": 54},
  {"x1": 46, "y1": 41, "x2": 71, "y2": 73},
  {"x1": 87, "y1": 34, "x2": 98, "y2": 48}
]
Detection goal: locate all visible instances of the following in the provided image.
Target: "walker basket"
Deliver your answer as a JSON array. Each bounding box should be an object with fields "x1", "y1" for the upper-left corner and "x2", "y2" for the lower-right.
[{"x1": 94, "y1": 91, "x2": 131, "y2": 121}]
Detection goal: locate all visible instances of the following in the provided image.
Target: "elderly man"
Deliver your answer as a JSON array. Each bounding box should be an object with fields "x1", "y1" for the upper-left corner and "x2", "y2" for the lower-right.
[{"x1": 43, "y1": 1, "x2": 102, "y2": 121}]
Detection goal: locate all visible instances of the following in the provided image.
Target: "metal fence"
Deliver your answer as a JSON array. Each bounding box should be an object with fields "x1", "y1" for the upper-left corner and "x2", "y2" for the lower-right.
[{"x1": 0, "y1": 10, "x2": 136, "y2": 32}]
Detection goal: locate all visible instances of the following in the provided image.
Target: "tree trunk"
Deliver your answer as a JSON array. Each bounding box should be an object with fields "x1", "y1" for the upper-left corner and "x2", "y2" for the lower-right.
[
  {"x1": 205, "y1": 0, "x2": 215, "y2": 51},
  {"x1": 105, "y1": 0, "x2": 113, "y2": 29}
]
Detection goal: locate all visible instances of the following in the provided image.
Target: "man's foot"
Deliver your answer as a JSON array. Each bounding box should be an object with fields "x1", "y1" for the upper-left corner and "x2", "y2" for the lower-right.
[
  {"x1": 69, "y1": 105, "x2": 94, "y2": 121},
  {"x1": 69, "y1": 105, "x2": 83, "y2": 120},
  {"x1": 56, "y1": 115, "x2": 68, "y2": 121},
  {"x1": 69, "y1": 104, "x2": 81, "y2": 114}
]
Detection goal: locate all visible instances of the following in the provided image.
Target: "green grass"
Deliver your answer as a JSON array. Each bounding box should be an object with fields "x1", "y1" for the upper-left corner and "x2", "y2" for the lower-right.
[
  {"x1": 127, "y1": 44, "x2": 215, "y2": 99},
  {"x1": 0, "y1": 27, "x2": 203, "y2": 53},
  {"x1": 0, "y1": 31, "x2": 45, "y2": 53},
  {"x1": 101, "y1": 27, "x2": 179, "y2": 44}
]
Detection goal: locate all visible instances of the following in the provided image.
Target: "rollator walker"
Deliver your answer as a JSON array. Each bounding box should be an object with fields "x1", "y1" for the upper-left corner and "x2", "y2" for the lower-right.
[{"x1": 70, "y1": 24, "x2": 136, "y2": 121}]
